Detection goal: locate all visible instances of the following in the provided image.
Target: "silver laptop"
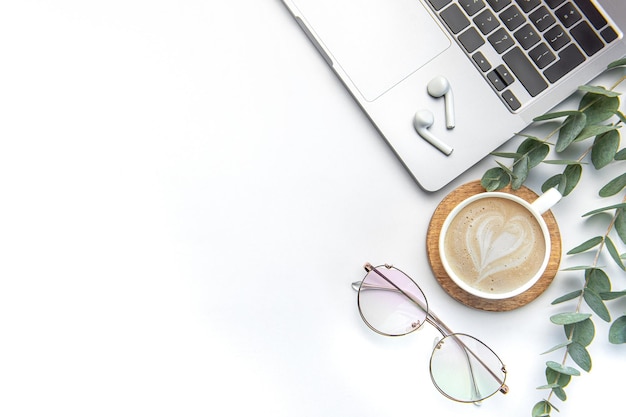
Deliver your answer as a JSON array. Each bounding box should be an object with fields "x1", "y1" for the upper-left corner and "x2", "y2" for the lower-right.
[{"x1": 282, "y1": 0, "x2": 626, "y2": 191}]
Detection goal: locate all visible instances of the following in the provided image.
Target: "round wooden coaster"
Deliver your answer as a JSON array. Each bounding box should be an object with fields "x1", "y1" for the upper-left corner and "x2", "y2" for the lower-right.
[{"x1": 426, "y1": 180, "x2": 562, "y2": 312}]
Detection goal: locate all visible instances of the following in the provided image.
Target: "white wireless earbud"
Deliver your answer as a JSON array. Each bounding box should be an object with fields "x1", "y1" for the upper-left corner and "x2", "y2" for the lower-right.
[
  {"x1": 413, "y1": 109, "x2": 453, "y2": 156},
  {"x1": 427, "y1": 76, "x2": 455, "y2": 129}
]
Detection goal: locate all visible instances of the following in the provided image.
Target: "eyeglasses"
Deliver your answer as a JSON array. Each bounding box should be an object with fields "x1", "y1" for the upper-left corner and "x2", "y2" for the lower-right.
[{"x1": 352, "y1": 263, "x2": 509, "y2": 403}]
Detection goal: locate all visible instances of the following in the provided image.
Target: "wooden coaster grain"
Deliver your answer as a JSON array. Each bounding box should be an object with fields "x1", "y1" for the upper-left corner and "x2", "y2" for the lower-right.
[{"x1": 426, "y1": 181, "x2": 562, "y2": 312}]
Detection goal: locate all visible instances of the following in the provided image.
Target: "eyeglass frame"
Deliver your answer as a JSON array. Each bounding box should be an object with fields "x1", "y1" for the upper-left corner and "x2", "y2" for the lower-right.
[{"x1": 352, "y1": 263, "x2": 509, "y2": 403}]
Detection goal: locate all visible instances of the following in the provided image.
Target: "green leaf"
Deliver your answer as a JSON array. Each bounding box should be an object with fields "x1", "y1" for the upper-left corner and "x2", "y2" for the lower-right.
[
  {"x1": 534, "y1": 110, "x2": 581, "y2": 121},
  {"x1": 591, "y1": 130, "x2": 620, "y2": 169},
  {"x1": 552, "y1": 386, "x2": 567, "y2": 401},
  {"x1": 616, "y1": 148, "x2": 626, "y2": 160},
  {"x1": 608, "y1": 57, "x2": 626, "y2": 69},
  {"x1": 616, "y1": 208, "x2": 626, "y2": 245},
  {"x1": 543, "y1": 159, "x2": 586, "y2": 165},
  {"x1": 556, "y1": 112, "x2": 587, "y2": 152},
  {"x1": 552, "y1": 290, "x2": 583, "y2": 304},
  {"x1": 551, "y1": 312, "x2": 592, "y2": 325},
  {"x1": 609, "y1": 316, "x2": 626, "y2": 344},
  {"x1": 546, "y1": 361, "x2": 581, "y2": 376},
  {"x1": 542, "y1": 174, "x2": 566, "y2": 195},
  {"x1": 567, "y1": 236, "x2": 603, "y2": 254},
  {"x1": 546, "y1": 367, "x2": 572, "y2": 388},
  {"x1": 586, "y1": 268, "x2": 611, "y2": 293},
  {"x1": 584, "y1": 289, "x2": 611, "y2": 322},
  {"x1": 562, "y1": 164, "x2": 582, "y2": 196},
  {"x1": 481, "y1": 166, "x2": 510, "y2": 191},
  {"x1": 600, "y1": 290, "x2": 626, "y2": 300},
  {"x1": 565, "y1": 318, "x2": 595, "y2": 347},
  {"x1": 599, "y1": 172, "x2": 626, "y2": 197},
  {"x1": 567, "y1": 342, "x2": 592, "y2": 372},
  {"x1": 582, "y1": 202, "x2": 626, "y2": 217},
  {"x1": 517, "y1": 138, "x2": 550, "y2": 168},
  {"x1": 512, "y1": 155, "x2": 530, "y2": 189},
  {"x1": 490, "y1": 152, "x2": 521, "y2": 158},
  {"x1": 578, "y1": 85, "x2": 621, "y2": 98},
  {"x1": 561, "y1": 265, "x2": 594, "y2": 271},
  {"x1": 541, "y1": 340, "x2": 572, "y2": 354},
  {"x1": 605, "y1": 236, "x2": 626, "y2": 270},
  {"x1": 532, "y1": 400, "x2": 552, "y2": 417},
  {"x1": 574, "y1": 124, "x2": 620, "y2": 143}
]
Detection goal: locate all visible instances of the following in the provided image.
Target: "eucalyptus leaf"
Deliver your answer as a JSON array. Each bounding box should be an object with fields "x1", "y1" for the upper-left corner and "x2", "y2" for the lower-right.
[
  {"x1": 534, "y1": 110, "x2": 581, "y2": 121},
  {"x1": 578, "y1": 85, "x2": 621, "y2": 98},
  {"x1": 542, "y1": 174, "x2": 565, "y2": 195},
  {"x1": 552, "y1": 290, "x2": 583, "y2": 304},
  {"x1": 599, "y1": 172, "x2": 626, "y2": 197},
  {"x1": 579, "y1": 92, "x2": 620, "y2": 127},
  {"x1": 583, "y1": 289, "x2": 611, "y2": 322},
  {"x1": 542, "y1": 159, "x2": 585, "y2": 165},
  {"x1": 609, "y1": 316, "x2": 626, "y2": 344},
  {"x1": 562, "y1": 164, "x2": 582, "y2": 196},
  {"x1": 491, "y1": 152, "x2": 522, "y2": 158},
  {"x1": 608, "y1": 57, "x2": 626, "y2": 68},
  {"x1": 541, "y1": 340, "x2": 572, "y2": 354},
  {"x1": 532, "y1": 400, "x2": 552, "y2": 417},
  {"x1": 556, "y1": 112, "x2": 586, "y2": 152},
  {"x1": 605, "y1": 236, "x2": 625, "y2": 270},
  {"x1": 616, "y1": 148, "x2": 626, "y2": 160},
  {"x1": 616, "y1": 208, "x2": 626, "y2": 244},
  {"x1": 567, "y1": 342, "x2": 592, "y2": 372},
  {"x1": 616, "y1": 110, "x2": 626, "y2": 124},
  {"x1": 561, "y1": 265, "x2": 594, "y2": 271},
  {"x1": 600, "y1": 290, "x2": 626, "y2": 300},
  {"x1": 481, "y1": 166, "x2": 510, "y2": 191},
  {"x1": 586, "y1": 268, "x2": 611, "y2": 293},
  {"x1": 591, "y1": 130, "x2": 620, "y2": 169},
  {"x1": 564, "y1": 318, "x2": 595, "y2": 347},
  {"x1": 517, "y1": 137, "x2": 550, "y2": 168},
  {"x1": 567, "y1": 236, "x2": 603, "y2": 254},
  {"x1": 546, "y1": 368, "x2": 572, "y2": 388},
  {"x1": 551, "y1": 312, "x2": 591, "y2": 325},
  {"x1": 546, "y1": 361, "x2": 581, "y2": 376},
  {"x1": 512, "y1": 155, "x2": 530, "y2": 189},
  {"x1": 574, "y1": 124, "x2": 620, "y2": 143},
  {"x1": 582, "y1": 202, "x2": 626, "y2": 217},
  {"x1": 553, "y1": 387, "x2": 567, "y2": 401}
]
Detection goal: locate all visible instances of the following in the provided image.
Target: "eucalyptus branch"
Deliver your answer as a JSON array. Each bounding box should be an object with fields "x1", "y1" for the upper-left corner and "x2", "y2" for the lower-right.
[{"x1": 479, "y1": 58, "x2": 626, "y2": 417}]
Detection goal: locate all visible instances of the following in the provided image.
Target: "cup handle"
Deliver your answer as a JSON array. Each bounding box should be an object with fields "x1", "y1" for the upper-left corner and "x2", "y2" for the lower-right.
[{"x1": 531, "y1": 187, "x2": 562, "y2": 215}]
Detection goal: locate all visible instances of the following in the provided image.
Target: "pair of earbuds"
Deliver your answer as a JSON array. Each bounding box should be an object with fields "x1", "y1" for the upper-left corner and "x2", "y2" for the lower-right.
[{"x1": 413, "y1": 76, "x2": 455, "y2": 155}]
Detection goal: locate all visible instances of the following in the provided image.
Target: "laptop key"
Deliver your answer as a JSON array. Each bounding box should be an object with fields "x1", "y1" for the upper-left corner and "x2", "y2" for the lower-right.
[
  {"x1": 488, "y1": 27, "x2": 515, "y2": 53},
  {"x1": 570, "y1": 21, "x2": 604, "y2": 56},
  {"x1": 529, "y1": 6, "x2": 556, "y2": 32},
  {"x1": 503, "y1": 46, "x2": 548, "y2": 96},
  {"x1": 514, "y1": 0, "x2": 541, "y2": 13},
  {"x1": 440, "y1": 4, "x2": 470, "y2": 34},
  {"x1": 555, "y1": 3, "x2": 582, "y2": 28},
  {"x1": 500, "y1": 5, "x2": 526, "y2": 31},
  {"x1": 515, "y1": 23, "x2": 540, "y2": 49},
  {"x1": 502, "y1": 90, "x2": 521, "y2": 110},
  {"x1": 472, "y1": 51, "x2": 492, "y2": 71},
  {"x1": 460, "y1": 0, "x2": 486, "y2": 16},
  {"x1": 544, "y1": 25, "x2": 571, "y2": 50},
  {"x1": 545, "y1": 0, "x2": 566, "y2": 9},
  {"x1": 543, "y1": 44, "x2": 585, "y2": 83},
  {"x1": 486, "y1": 0, "x2": 511, "y2": 13},
  {"x1": 573, "y1": 0, "x2": 608, "y2": 30},
  {"x1": 459, "y1": 27, "x2": 486, "y2": 52},
  {"x1": 529, "y1": 42, "x2": 556, "y2": 69},
  {"x1": 601, "y1": 26, "x2": 619, "y2": 44},
  {"x1": 474, "y1": 9, "x2": 500, "y2": 35},
  {"x1": 428, "y1": 0, "x2": 453, "y2": 11}
]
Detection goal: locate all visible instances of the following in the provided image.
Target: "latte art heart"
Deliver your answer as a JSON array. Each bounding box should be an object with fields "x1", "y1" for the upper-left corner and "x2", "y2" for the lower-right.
[{"x1": 443, "y1": 197, "x2": 546, "y2": 294}]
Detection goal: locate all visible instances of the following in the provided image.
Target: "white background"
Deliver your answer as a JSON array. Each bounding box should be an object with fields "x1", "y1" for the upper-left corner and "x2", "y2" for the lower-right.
[{"x1": 0, "y1": 1, "x2": 624, "y2": 416}]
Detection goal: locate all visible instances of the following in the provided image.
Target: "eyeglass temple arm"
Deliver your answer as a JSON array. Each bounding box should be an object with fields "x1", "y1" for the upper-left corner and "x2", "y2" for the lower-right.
[{"x1": 353, "y1": 265, "x2": 509, "y2": 395}]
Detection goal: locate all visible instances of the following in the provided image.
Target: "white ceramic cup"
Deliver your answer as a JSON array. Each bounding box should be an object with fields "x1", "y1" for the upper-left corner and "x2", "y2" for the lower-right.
[{"x1": 438, "y1": 188, "x2": 562, "y2": 300}]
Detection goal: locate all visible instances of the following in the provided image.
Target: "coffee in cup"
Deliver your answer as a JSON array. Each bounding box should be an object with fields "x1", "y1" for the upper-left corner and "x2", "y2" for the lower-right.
[{"x1": 438, "y1": 188, "x2": 561, "y2": 299}]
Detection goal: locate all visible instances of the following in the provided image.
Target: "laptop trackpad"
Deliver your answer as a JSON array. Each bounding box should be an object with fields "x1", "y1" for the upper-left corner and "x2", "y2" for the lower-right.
[{"x1": 293, "y1": 0, "x2": 451, "y2": 101}]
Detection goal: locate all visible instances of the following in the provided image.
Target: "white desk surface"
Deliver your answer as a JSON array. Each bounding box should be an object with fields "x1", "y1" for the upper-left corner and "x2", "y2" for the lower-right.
[{"x1": 1, "y1": 2, "x2": 624, "y2": 416}]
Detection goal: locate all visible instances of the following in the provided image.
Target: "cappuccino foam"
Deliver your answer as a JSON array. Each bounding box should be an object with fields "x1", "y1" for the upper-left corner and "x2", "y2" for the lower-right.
[{"x1": 443, "y1": 197, "x2": 546, "y2": 295}]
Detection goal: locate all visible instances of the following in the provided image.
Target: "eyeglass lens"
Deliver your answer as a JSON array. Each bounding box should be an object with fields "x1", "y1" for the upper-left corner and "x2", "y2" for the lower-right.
[
  {"x1": 430, "y1": 333, "x2": 506, "y2": 403},
  {"x1": 357, "y1": 266, "x2": 428, "y2": 336}
]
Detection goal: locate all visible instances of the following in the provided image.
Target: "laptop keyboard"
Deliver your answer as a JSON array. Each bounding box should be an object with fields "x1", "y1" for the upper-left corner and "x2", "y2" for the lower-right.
[{"x1": 426, "y1": 0, "x2": 620, "y2": 111}]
